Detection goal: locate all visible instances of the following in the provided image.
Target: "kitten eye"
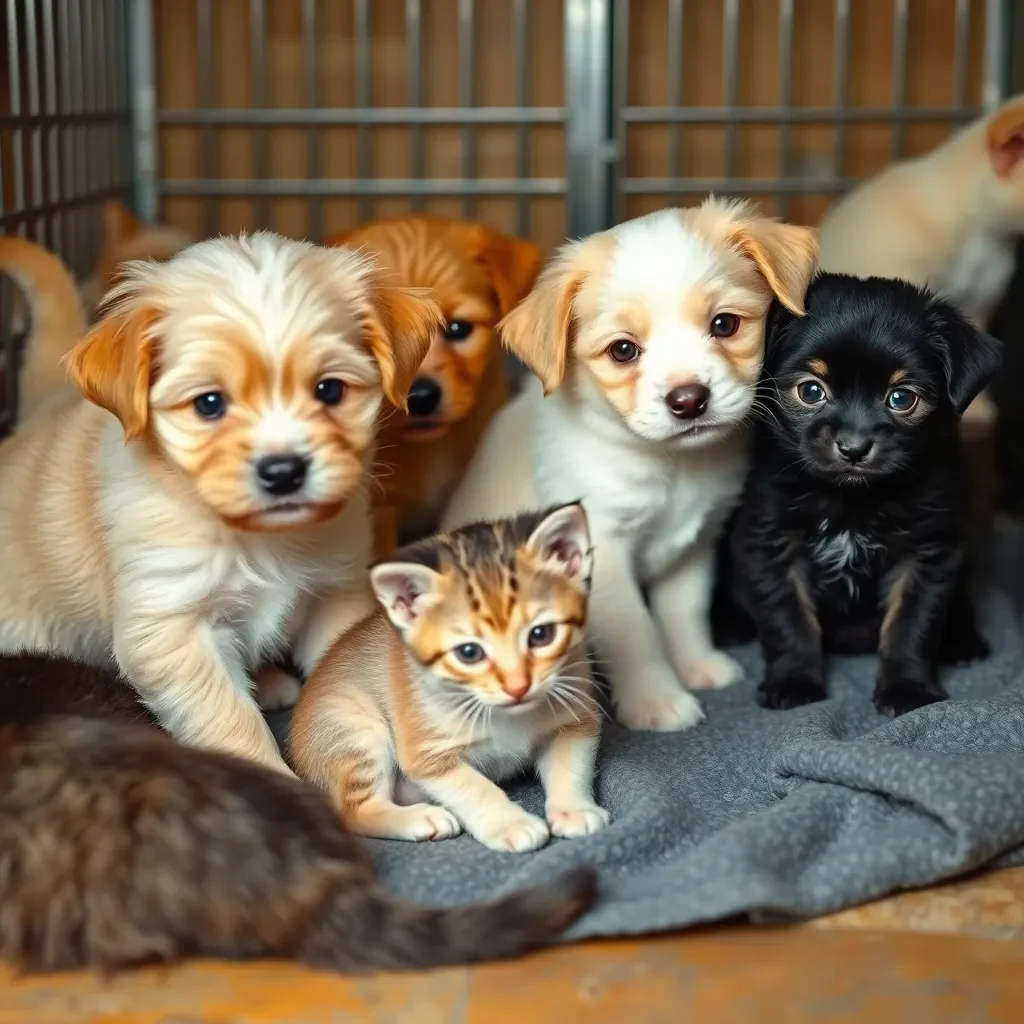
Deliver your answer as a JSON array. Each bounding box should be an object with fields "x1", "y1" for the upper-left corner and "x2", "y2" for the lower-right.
[
  {"x1": 886, "y1": 387, "x2": 918, "y2": 413},
  {"x1": 444, "y1": 320, "x2": 474, "y2": 342},
  {"x1": 527, "y1": 623, "x2": 557, "y2": 649},
  {"x1": 796, "y1": 380, "x2": 828, "y2": 406},
  {"x1": 315, "y1": 378, "x2": 345, "y2": 406},
  {"x1": 710, "y1": 313, "x2": 740, "y2": 338},
  {"x1": 193, "y1": 391, "x2": 227, "y2": 420},
  {"x1": 453, "y1": 642, "x2": 486, "y2": 665},
  {"x1": 608, "y1": 338, "x2": 641, "y2": 364}
]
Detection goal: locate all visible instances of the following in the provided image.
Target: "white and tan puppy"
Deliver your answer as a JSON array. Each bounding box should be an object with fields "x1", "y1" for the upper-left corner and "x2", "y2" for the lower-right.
[
  {"x1": 0, "y1": 232, "x2": 439, "y2": 773},
  {"x1": 444, "y1": 199, "x2": 818, "y2": 732}
]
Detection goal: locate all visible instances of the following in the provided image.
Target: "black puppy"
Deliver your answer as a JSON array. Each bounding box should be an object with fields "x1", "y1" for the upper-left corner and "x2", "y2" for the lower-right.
[{"x1": 732, "y1": 273, "x2": 1001, "y2": 716}]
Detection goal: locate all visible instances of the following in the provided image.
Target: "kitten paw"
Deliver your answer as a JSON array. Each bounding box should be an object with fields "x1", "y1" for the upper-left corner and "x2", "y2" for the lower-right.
[
  {"x1": 477, "y1": 811, "x2": 550, "y2": 853},
  {"x1": 678, "y1": 650, "x2": 744, "y2": 691},
  {"x1": 873, "y1": 679, "x2": 947, "y2": 717},
  {"x1": 390, "y1": 804, "x2": 463, "y2": 842},
  {"x1": 547, "y1": 802, "x2": 611, "y2": 838},
  {"x1": 616, "y1": 683, "x2": 706, "y2": 732},
  {"x1": 255, "y1": 667, "x2": 302, "y2": 711},
  {"x1": 757, "y1": 673, "x2": 827, "y2": 710}
]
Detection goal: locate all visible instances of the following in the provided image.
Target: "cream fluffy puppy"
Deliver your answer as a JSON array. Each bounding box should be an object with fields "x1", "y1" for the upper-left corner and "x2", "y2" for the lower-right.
[
  {"x1": 444, "y1": 199, "x2": 818, "y2": 732},
  {"x1": 0, "y1": 232, "x2": 440, "y2": 773}
]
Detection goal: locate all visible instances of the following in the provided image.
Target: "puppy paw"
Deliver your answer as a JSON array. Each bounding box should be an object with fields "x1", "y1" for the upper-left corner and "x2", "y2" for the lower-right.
[
  {"x1": 874, "y1": 679, "x2": 947, "y2": 717},
  {"x1": 389, "y1": 804, "x2": 463, "y2": 842},
  {"x1": 678, "y1": 650, "x2": 744, "y2": 691},
  {"x1": 616, "y1": 681, "x2": 706, "y2": 733},
  {"x1": 547, "y1": 802, "x2": 611, "y2": 839},
  {"x1": 477, "y1": 810, "x2": 550, "y2": 853},
  {"x1": 255, "y1": 667, "x2": 302, "y2": 711},
  {"x1": 757, "y1": 673, "x2": 828, "y2": 710},
  {"x1": 938, "y1": 629, "x2": 991, "y2": 668}
]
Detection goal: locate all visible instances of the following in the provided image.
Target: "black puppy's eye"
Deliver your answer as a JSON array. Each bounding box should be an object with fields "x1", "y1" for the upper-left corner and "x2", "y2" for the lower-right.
[
  {"x1": 445, "y1": 321, "x2": 474, "y2": 342},
  {"x1": 193, "y1": 391, "x2": 227, "y2": 420},
  {"x1": 608, "y1": 339, "x2": 641, "y2": 364},
  {"x1": 710, "y1": 313, "x2": 740, "y2": 338},
  {"x1": 454, "y1": 642, "x2": 486, "y2": 665},
  {"x1": 796, "y1": 380, "x2": 827, "y2": 406},
  {"x1": 315, "y1": 378, "x2": 345, "y2": 406},
  {"x1": 528, "y1": 623, "x2": 557, "y2": 648},
  {"x1": 886, "y1": 387, "x2": 918, "y2": 414}
]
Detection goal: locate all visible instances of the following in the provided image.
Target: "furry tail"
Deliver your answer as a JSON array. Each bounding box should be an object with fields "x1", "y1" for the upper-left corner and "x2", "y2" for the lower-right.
[
  {"x1": 0, "y1": 235, "x2": 85, "y2": 421},
  {"x1": 306, "y1": 867, "x2": 597, "y2": 971}
]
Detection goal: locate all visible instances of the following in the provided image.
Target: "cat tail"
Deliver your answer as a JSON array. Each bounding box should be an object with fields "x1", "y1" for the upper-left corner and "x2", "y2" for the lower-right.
[
  {"x1": 305, "y1": 866, "x2": 598, "y2": 970},
  {"x1": 0, "y1": 234, "x2": 86, "y2": 420}
]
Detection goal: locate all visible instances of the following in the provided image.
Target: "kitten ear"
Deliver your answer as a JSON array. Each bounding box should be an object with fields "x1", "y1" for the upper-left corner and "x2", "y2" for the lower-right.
[
  {"x1": 527, "y1": 502, "x2": 592, "y2": 584},
  {"x1": 926, "y1": 298, "x2": 1003, "y2": 415},
  {"x1": 369, "y1": 562, "x2": 443, "y2": 631}
]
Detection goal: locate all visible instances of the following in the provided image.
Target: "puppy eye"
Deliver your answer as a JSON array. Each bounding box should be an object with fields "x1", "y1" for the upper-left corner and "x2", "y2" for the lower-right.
[
  {"x1": 796, "y1": 380, "x2": 828, "y2": 406},
  {"x1": 315, "y1": 378, "x2": 346, "y2": 406},
  {"x1": 453, "y1": 642, "x2": 486, "y2": 665},
  {"x1": 193, "y1": 391, "x2": 227, "y2": 420},
  {"x1": 527, "y1": 623, "x2": 557, "y2": 649},
  {"x1": 886, "y1": 387, "x2": 918, "y2": 413},
  {"x1": 608, "y1": 339, "x2": 641, "y2": 364},
  {"x1": 710, "y1": 313, "x2": 740, "y2": 338},
  {"x1": 444, "y1": 321, "x2": 474, "y2": 342}
]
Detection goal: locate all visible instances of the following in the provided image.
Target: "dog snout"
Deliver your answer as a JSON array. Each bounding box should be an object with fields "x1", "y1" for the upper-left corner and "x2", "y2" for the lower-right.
[
  {"x1": 665, "y1": 383, "x2": 710, "y2": 420},
  {"x1": 255, "y1": 453, "x2": 309, "y2": 496},
  {"x1": 407, "y1": 377, "x2": 443, "y2": 418},
  {"x1": 834, "y1": 434, "x2": 874, "y2": 464}
]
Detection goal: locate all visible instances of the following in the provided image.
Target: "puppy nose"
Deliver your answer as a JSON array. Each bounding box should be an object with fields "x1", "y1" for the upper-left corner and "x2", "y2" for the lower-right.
[
  {"x1": 255, "y1": 454, "x2": 309, "y2": 496},
  {"x1": 665, "y1": 383, "x2": 710, "y2": 420},
  {"x1": 835, "y1": 435, "x2": 874, "y2": 464},
  {"x1": 407, "y1": 378, "x2": 442, "y2": 418}
]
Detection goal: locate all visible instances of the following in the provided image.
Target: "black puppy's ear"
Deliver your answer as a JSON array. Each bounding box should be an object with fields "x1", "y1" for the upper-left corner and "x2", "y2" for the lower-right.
[
  {"x1": 763, "y1": 297, "x2": 798, "y2": 370},
  {"x1": 926, "y1": 298, "x2": 1003, "y2": 415}
]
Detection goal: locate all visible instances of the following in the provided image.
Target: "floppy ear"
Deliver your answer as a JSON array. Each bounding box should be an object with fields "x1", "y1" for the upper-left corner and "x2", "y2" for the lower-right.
[
  {"x1": 473, "y1": 227, "x2": 544, "y2": 315},
  {"x1": 364, "y1": 283, "x2": 443, "y2": 410},
  {"x1": 926, "y1": 298, "x2": 1003, "y2": 415},
  {"x1": 987, "y1": 96, "x2": 1024, "y2": 178},
  {"x1": 526, "y1": 501, "x2": 592, "y2": 586},
  {"x1": 498, "y1": 238, "x2": 596, "y2": 395},
  {"x1": 103, "y1": 200, "x2": 144, "y2": 246},
  {"x1": 369, "y1": 561, "x2": 444, "y2": 631},
  {"x1": 63, "y1": 302, "x2": 156, "y2": 440},
  {"x1": 729, "y1": 216, "x2": 819, "y2": 316}
]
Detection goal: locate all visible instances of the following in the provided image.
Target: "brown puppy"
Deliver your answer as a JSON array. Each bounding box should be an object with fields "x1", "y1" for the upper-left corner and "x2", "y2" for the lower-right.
[
  {"x1": 0, "y1": 653, "x2": 597, "y2": 973},
  {"x1": 327, "y1": 214, "x2": 543, "y2": 554}
]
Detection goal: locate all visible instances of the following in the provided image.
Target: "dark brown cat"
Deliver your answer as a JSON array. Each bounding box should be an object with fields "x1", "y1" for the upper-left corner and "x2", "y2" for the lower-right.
[{"x1": 0, "y1": 654, "x2": 596, "y2": 972}]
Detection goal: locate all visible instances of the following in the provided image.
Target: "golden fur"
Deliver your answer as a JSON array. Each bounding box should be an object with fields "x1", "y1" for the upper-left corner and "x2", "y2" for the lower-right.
[
  {"x1": 289, "y1": 504, "x2": 608, "y2": 853},
  {"x1": 326, "y1": 214, "x2": 542, "y2": 554},
  {"x1": 0, "y1": 232, "x2": 440, "y2": 773}
]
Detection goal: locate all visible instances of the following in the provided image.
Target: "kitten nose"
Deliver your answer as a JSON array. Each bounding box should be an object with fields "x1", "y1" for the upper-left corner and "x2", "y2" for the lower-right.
[
  {"x1": 835, "y1": 435, "x2": 874, "y2": 464},
  {"x1": 665, "y1": 383, "x2": 710, "y2": 420},
  {"x1": 407, "y1": 377, "x2": 442, "y2": 418},
  {"x1": 504, "y1": 675, "x2": 531, "y2": 702},
  {"x1": 255, "y1": 453, "x2": 309, "y2": 496}
]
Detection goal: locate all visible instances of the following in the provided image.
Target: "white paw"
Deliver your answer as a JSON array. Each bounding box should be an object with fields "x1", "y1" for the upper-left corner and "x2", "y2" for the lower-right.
[
  {"x1": 256, "y1": 668, "x2": 302, "y2": 711},
  {"x1": 392, "y1": 804, "x2": 463, "y2": 842},
  {"x1": 477, "y1": 811, "x2": 550, "y2": 853},
  {"x1": 616, "y1": 670, "x2": 706, "y2": 732},
  {"x1": 547, "y1": 802, "x2": 611, "y2": 838},
  {"x1": 678, "y1": 650, "x2": 744, "y2": 691}
]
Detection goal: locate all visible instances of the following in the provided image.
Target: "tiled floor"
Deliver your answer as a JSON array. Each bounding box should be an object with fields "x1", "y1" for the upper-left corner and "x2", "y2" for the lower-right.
[{"x1": 3, "y1": 865, "x2": 1023, "y2": 1023}]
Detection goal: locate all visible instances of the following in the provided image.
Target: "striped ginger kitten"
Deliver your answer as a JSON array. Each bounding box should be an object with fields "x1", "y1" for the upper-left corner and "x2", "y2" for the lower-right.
[{"x1": 289, "y1": 503, "x2": 608, "y2": 853}]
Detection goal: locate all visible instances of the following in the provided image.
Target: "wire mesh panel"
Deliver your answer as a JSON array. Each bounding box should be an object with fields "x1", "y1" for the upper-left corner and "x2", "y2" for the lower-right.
[
  {"x1": 611, "y1": 0, "x2": 1010, "y2": 228},
  {"x1": 0, "y1": 0, "x2": 133, "y2": 436},
  {"x1": 142, "y1": 0, "x2": 568, "y2": 253}
]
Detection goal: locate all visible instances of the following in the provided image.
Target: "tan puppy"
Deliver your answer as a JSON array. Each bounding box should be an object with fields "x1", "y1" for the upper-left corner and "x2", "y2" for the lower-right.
[
  {"x1": 445, "y1": 199, "x2": 818, "y2": 733},
  {"x1": 326, "y1": 215, "x2": 542, "y2": 555},
  {"x1": 818, "y1": 97, "x2": 1024, "y2": 426},
  {"x1": 0, "y1": 232, "x2": 440, "y2": 773}
]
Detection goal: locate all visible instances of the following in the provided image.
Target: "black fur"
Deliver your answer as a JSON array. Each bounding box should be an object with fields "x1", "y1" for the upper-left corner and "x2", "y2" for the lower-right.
[{"x1": 730, "y1": 273, "x2": 1000, "y2": 716}]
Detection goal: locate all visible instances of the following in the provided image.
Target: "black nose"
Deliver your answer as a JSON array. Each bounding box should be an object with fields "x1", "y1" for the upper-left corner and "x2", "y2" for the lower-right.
[
  {"x1": 835, "y1": 435, "x2": 874, "y2": 464},
  {"x1": 665, "y1": 383, "x2": 710, "y2": 420},
  {"x1": 407, "y1": 377, "x2": 442, "y2": 418},
  {"x1": 255, "y1": 454, "x2": 309, "y2": 496}
]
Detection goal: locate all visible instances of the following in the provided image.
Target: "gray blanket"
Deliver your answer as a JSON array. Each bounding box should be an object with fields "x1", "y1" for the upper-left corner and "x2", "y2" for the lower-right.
[{"x1": 281, "y1": 520, "x2": 1024, "y2": 939}]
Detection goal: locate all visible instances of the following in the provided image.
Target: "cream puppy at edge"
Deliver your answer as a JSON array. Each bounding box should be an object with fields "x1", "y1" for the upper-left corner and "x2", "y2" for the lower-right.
[
  {"x1": 444, "y1": 198, "x2": 819, "y2": 732},
  {"x1": 0, "y1": 233, "x2": 440, "y2": 773}
]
